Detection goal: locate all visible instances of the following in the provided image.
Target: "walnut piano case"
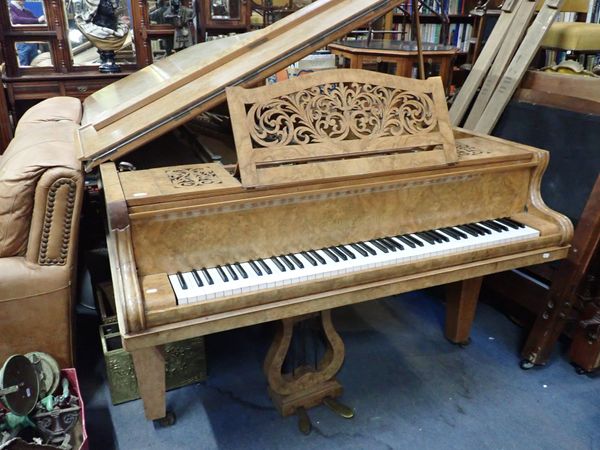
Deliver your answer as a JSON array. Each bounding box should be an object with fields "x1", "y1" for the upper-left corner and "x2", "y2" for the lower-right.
[{"x1": 94, "y1": 70, "x2": 572, "y2": 422}]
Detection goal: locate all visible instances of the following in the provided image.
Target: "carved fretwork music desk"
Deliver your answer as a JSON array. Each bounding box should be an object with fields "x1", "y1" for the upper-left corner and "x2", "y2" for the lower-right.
[{"x1": 89, "y1": 68, "x2": 572, "y2": 428}]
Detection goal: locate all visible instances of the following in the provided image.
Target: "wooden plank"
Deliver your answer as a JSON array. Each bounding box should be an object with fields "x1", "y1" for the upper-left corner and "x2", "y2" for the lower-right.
[
  {"x1": 449, "y1": 0, "x2": 520, "y2": 126},
  {"x1": 520, "y1": 70, "x2": 600, "y2": 103},
  {"x1": 474, "y1": 0, "x2": 567, "y2": 134},
  {"x1": 514, "y1": 88, "x2": 600, "y2": 115},
  {"x1": 463, "y1": 0, "x2": 538, "y2": 129}
]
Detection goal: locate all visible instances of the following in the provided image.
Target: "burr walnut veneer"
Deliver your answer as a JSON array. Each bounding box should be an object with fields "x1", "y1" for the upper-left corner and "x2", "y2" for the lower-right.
[{"x1": 94, "y1": 70, "x2": 572, "y2": 423}]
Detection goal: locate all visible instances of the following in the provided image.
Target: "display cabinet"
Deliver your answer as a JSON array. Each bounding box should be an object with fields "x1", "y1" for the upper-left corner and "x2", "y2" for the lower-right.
[
  {"x1": 198, "y1": 0, "x2": 251, "y2": 39},
  {"x1": 0, "y1": 0, "x2": 198, "y2": 153}
]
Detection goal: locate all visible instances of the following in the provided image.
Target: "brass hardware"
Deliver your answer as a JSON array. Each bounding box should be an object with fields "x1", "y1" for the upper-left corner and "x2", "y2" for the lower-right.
[{"x1": 323, "y1": 397, "x2": 355, "y2": 419}]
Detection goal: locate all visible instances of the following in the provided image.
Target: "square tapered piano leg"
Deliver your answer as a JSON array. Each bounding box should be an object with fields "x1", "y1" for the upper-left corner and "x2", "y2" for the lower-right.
[
  {"x1": 445, "y1": 277, "x2": 484, "y2": 346},
  {"x1": 131, "y1": 346, "x2": 168, "y2": 422}
]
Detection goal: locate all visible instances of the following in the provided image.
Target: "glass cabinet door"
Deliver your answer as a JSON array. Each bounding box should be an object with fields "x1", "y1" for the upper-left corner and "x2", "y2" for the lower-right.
[{"x1": 210, "y1": 0, "x2": 241, "y2": 20}]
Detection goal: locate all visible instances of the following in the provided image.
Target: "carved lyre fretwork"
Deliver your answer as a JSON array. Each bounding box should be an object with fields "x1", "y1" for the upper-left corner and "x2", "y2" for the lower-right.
[
  {"x1": 227, "y1": 69, "x2": 457, "y2": 188},
  {"x1": 263, "y1": 310, "x2": 345, "y2": 418}
]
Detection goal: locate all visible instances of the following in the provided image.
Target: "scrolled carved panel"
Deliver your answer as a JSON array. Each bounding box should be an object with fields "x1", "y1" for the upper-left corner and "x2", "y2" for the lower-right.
[
  {"x1": 247, "y1": 82, "x2": 438, "y2": 149},
  {"x1": 165, "y1": 167, "x2": 223, "y2": 188}
]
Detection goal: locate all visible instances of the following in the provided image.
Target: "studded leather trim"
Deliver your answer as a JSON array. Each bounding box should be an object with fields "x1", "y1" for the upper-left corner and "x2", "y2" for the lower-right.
[{"x1": 39, "y1": 178, "x2": 77, "y2": 266}]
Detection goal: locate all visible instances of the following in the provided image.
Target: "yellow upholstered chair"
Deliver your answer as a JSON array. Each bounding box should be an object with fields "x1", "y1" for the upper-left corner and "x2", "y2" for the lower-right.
[{"x1": 541, "y1": 0, "x2": 600, "y2": 58}]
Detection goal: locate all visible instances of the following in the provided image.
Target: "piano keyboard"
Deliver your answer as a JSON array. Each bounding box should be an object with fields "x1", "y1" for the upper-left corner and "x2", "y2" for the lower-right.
[{"x1": 169, "y1": 218, "x2": 539, "y2": 305}]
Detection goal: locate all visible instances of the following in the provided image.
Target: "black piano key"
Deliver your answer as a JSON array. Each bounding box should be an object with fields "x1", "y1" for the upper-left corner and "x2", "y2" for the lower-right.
[
  {"x1": 458, "y1": 225, "x2": 480, "y2": 237},
  {"x1": 423, "y1": 231, "x2": 441, "y2": 243},
  {"x1": 288, "y1": 254, "x2": 304, "y2": 269},
  {"x1": 480, "y1": 220, "x2": 502, "y2": 232},
  {"x1": 416, "y1": 232, "x2": 436, "y2": 244},
  {"x1": 358, "y1": 242, "x2": 377, "y2": 255},
  {"x1": 396, "y1": 235, "x2": 416, "y2": 248},
  {"x1": 216, "y1": 265, "x2": 229, "y2": 282},
  {"x1": 279, "y1": 255, "x2": 295, "y2": 270},
  {"x1": 192, "y1": 269, "x2": 203, "y2": 287},
  {"x1": 225, "y1": 264, "x2": 239, "y2": 280},
  {"x1": 470, "y1": 223, "x2": 491, "y2": 235},
  {"x1": 501, "y1": 217, "x2": 525, "y2": 229},
  {"x1": 497, "y1": 217, "x2": 520, "y2": 230},
  {"x1": 330, "y1": 246, "x2": 348, "y2": 260},
  {"x1": 339, "y1": 246, "x2": 356, "y2": 259},
  {"x1": 310, "y1": 250, "x2": 327, "y2": 264},
  {"x1": 370, "y1": 240, "x2": 389, "y2": 253},
  {"x1": 201, "y1": 268, "x2": 214, "y2": 285},
  {"x1": 350, "y1": 243, "x2": 368, "y2": 257},
  {"x1": 248, "y1": 260, "x2": 262, "y2": 276},
  {"x1": 176, "y1": 271, "x2": 188, "y2": 290},
  {"x1": 439, "y1": 228, "x2": 460, "y2": 240},
  {"x1": 387, "y1": 237, "x2": 404, "y2": 250},
  {"x1": 257, "y1": 259, "x2": 273, "y2": 275},
  {"x1": 404, "y1": 234, "x2": 424, "y2": 247},
  {"x1": 234, "y1": 263, "x2": 248, "y2": 279},
  {"x1": 430, "y1": 230, "x2": 449, "y2": 242},
  {"x1": 330, "y1": 247, "x2": 348, "y2": 261},
  {"x1": 322, "y1": 248, "x2": 339, "y2": 262},
  {"x1": 301, "y1": 251, "x2": 317, "y2": 266},
  {"x1": 489, "y1": 219, "x2": 509, "y2": 232},
  {"x1": 378, "y1": 238, "x2": 397, "y2": 251},
  {"x1": 272, "y1": 257, "x2": 287, "y2": 272},
  {"x1": 448, "y1": 227, "x2": 468, "y2": 239}
]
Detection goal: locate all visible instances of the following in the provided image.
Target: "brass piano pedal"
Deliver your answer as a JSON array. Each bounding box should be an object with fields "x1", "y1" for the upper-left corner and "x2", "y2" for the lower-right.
[
  {"x1": 323, "y1": 397, "x2": 355, "y2": 419},
  {"x1": 296, "y1": 407, "x2": 312, "y2": 435}
]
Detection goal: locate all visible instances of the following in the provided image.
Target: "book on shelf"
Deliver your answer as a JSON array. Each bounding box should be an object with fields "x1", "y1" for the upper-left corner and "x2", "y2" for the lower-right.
[
  {"x1": 393, "y1": 0, "x2": 469, "y2": 16},
  {"x1": 390, "y1": 21, "x2": 472, "y2": 51}
]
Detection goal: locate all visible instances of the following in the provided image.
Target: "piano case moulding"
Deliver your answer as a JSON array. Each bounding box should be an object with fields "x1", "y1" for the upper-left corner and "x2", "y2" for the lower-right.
[{"x1": 73, "y1": 0, "x2": 573, "y2": 423}]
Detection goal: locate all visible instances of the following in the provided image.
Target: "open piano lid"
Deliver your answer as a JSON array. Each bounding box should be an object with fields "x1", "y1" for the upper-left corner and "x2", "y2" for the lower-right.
[{"x1": 78, "y1": 0, "x2": 403, "y2": 172}]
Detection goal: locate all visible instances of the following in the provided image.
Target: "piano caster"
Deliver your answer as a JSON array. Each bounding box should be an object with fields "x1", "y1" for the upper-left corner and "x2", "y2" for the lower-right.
[
  {"x1": 153, "y1": 410, "x2": 176, "y2": 429},
  {"x1": 574, "y1": 365, "x2": 588, "y2": 375},
  {"x1": 323, "y1": 397, "x2": 354, "y2": 419},
  {"x1": 296, "y1": 407, "x2": 312, "y2": 435},
  {"x1": 449, "y1": 337, "x2": 472, "y2": 348},
  {"x1": 519, "y1": 359, "x2": 535, "y2": 370}
]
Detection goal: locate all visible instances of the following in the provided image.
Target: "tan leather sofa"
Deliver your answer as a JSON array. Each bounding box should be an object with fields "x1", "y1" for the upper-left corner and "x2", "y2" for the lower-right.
[{"x1": 0, "y1": 97, "x2": 83, "y2": 368}]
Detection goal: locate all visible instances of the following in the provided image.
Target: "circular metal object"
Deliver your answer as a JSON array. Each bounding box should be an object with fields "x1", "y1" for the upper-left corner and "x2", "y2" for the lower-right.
[
  {"x1": 26, "y1": 352, "x2": 60, "y2": 398},
  {"x1": 0, "y1": 354, "x2": 39, "y2": 416}
]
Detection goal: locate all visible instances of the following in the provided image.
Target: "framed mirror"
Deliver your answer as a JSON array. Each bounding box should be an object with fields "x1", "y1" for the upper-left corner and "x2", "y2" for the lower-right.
[
  {"x1": 14, "y1": 40, "x2": 52, "y2": 67},
  {"x1": 64, "y1": 0, "x2": 136, "y2": 67},
  {"x1": 8, "y1": 0, "x2": 47, "y2": 27},
  {"x1": 210, "y1": 0, "x2": 241, "y2": 20}
]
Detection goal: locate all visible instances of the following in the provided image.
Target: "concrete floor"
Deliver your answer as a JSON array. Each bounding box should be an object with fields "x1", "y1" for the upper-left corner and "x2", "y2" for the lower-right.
[{"x1": 77, "y1": 288, "x2": 600, "y2": 450}]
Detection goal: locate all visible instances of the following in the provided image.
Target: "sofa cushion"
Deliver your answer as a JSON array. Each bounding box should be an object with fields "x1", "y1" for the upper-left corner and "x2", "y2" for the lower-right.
[{"x1": 0, "y1": 97, "x2": 82, "y2": 257}]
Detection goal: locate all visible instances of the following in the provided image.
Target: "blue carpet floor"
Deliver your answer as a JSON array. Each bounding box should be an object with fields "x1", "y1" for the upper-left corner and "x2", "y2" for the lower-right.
[{"x1": 77, "y1": 288, "x2": 600, "y2": 450}]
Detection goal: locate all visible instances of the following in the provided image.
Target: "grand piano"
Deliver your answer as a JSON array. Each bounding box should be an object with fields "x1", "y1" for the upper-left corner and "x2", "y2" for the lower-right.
[{"x1": 75, "y1": 0, "x2": 573, "y2": 428}]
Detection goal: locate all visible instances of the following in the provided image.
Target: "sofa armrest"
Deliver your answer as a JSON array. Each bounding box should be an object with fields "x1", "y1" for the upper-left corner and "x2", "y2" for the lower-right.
[
  {"x1": 0, "y1": 256, "x2": 71, "y2": 302},
  {"x1": 25, "y1": 167, "x2": 84, "y2": 267}
]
